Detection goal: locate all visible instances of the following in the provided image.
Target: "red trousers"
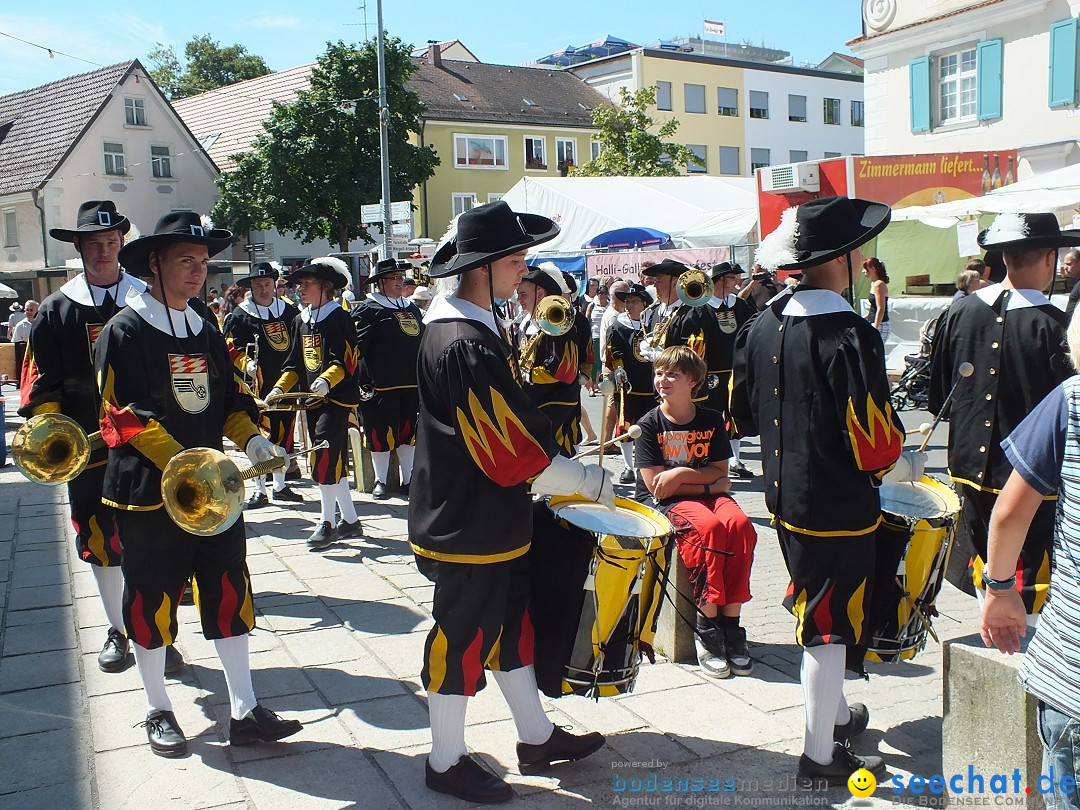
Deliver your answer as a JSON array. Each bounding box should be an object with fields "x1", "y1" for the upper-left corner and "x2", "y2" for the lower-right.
[{"x1": 668, "y1": 495, "x2": 757, "y2": 607}]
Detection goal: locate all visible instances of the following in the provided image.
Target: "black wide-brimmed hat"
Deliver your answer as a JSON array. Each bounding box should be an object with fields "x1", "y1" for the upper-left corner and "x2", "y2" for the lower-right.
[
  {"x1": 289, "y1": 256, "x2": 351, "y2": 290},
  {"x1": 429, "y1": 201, "x2": 559, "y2": 278},
  {"x1": 50, "y1": 200, "x2": 131, "y2": 242},
  {"x1": 368, "y1": 258, "x2": 403, "y2": 283},
  {"x1": 237, "y1": 261, "x2": 281, "y2": 288},
  {"x1": 117, "y1": 212, "x2": 232, "y2": 276},
  {"x1": 711, "y1": 261, "x2": 744, "y2": 280},
  {"x1": 615, "y1": 282, "x2": 654, "y2": 305},
  {"x1": 756, "y1": 196, "x2": 891, "y2": 271},
  {"x1": 641, "y1": 258, "x2": 689, "y2": 278},
  {"x1": 977, "y1": 212, "x2": 1080, "y2": 251},
  {"x1": 522, "y1": 263, "x2": 567, "y2": 298}
]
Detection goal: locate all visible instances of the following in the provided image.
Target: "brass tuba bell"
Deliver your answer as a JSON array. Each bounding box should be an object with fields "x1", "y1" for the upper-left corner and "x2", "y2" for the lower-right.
[
  {"x1": 676, "y1": 269, "x2": 714, "y2": 308},
  {"x1": 12, "y1": 413, "x2": 103, "y2": 485},
  {"x1": 535, "y1": 295, "x2": 575, "y2": 337}
]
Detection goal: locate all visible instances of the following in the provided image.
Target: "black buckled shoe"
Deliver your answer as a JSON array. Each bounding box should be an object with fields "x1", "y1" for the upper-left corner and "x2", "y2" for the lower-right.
[
  {"x1": 164, "y1": 645, "x2": 185, "y2": 676},
  {"x1": 230, "y1": 704, "x2": 302, "y2": 746},
  {"x1": 372, "y1": 481, "x2": 389, "y2": 500},
  {"x1": 335, "y1": 518, "x2": 362, "y2": 539},
  {"x1": 98, "y1": 627, "x2": 129, "y2": 673},
  {"x1": 729, "y1": 460, "x2": 755, "y2": 479},
  {"x1": 618, "y1": 467, "x2": 636, "y2": 485},
  {"x1": 138, "y1": 709, "x2": 187, "y2": 758},
  {"x1": 285, "y1": 462, "x2": 302, "y2": 481},
  {"x1": 272, "y1": 486, "x2": 303, "y2": 503},
  {"x1": 425, "y1": 754, "x2": 513, "y2": 804},
  {"x1": 797, "y1": 742, "x2": 885, "y2": 789},
  {"x1": 517, "y1": 726, "x2": 605, "y2": 774},
  {"x1": 834, "y1": 703, "x2": 870, "y2": 743},
  {"x1": 245, "y1": 491, "x2": 270, "y2": 510},
  {"x1": 307, "y1": 521, "x2": 337, "y2": 551}
]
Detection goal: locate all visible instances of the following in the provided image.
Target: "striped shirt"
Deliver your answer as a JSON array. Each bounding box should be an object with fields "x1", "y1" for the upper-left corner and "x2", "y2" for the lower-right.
[{"x1": 1001, "y1": 374, "x2": 1080, "y2": 720}]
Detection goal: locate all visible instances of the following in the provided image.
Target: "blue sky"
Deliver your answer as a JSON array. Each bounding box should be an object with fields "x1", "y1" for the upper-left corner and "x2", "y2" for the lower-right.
[{"x1": 0, "y1": 2, "x2": 861, "y2": 95}]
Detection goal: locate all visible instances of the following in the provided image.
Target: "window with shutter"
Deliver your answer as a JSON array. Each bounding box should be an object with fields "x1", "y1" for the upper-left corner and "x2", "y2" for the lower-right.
[{"x1": 1049, "y1": 19, "x2": 1078, "y2": 108}]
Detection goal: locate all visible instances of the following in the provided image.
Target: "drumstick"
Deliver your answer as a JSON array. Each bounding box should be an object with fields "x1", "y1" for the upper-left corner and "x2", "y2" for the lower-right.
[
  {"x1": 594, "y1": 378, "x2": 616, "y2": 463},
  {"x1": 898, "y1": 577, "x2": 940, "y2": 644},
  {"x1": 918, "y1": 362, "x2": 974, "y2": 453},
  {"x1": 572, "y1": 424, "x2": 641, "y2": 460}
]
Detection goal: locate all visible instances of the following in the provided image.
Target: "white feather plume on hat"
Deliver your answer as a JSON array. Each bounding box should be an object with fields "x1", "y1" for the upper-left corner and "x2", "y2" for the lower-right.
[
  {"x1": 982, "y1": 213, "x2": 1029, "y2": 246},
  {"x1": 535, "y1": 261, "x2": 570, "y2": 294},
  {"x1": 308, "y1": 256, "x2": 351, "y2": 287},
  {"x1": 200, "y1": 214, "x2": 215, "y2": 232},
  {"x1": 755, "y1": 206, "x2": 801, "y2": 271}
]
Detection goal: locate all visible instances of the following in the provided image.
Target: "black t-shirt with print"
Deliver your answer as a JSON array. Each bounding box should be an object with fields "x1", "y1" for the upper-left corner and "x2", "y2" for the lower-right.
[{"x1": 634, "y1": 404, "x2": 731, "y2": 507}]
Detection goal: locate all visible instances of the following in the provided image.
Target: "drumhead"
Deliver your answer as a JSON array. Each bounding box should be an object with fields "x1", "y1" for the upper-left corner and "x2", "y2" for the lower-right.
[
  {"x1": 879, "y1": 478, "x2": 959, "y2": 520},
  {"x1": 548, "y1": 496, "x2": 672, "y2": 539}
]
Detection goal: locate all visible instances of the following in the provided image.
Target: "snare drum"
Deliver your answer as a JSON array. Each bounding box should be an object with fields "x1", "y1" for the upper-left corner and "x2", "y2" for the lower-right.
[
  {"x1": 544, "y1": 496, "x2": 672, "y2": 698},
  {"x1": 866, "y1": 475, "x2": 961, "y2": 663}
]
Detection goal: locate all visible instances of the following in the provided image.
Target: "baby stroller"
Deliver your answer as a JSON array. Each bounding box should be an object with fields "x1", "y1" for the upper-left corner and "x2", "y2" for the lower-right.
[{"x1": 890, "y1": 316, "x2": 939, "y2": 411}]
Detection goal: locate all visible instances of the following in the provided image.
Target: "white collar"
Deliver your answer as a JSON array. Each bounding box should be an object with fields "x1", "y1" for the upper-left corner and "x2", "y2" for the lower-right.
[
  {"x1": 709, "y1": 294, "x2": 738, "y2": 308},
  {"x1": 368, "y1": 291, "x2": 410, "y2": 309},
  {"x1": 974, "y1": 282, "x2": 1053, "y2": 310},
  {"x1": 129, "y1": 291, "x2": 204, "y2": 336},
  {"x1": 300, "y1": 300, "x2": 341, "y2": 324},
  {"x1": 239, "y1": 297, "x2": 287, "y2": 319},
  {"x1": 617, "y1": 311, "x2": 641, "y2": 329},
  {"x1": 780, "y1": 288, "x2": 852, "y2": 317},
  {"x1": 424, "y1": 293, "x2": 501, "y2": 338},
  {"x1": 60, "y1": 272, "x2": 145, "y2": 308}
]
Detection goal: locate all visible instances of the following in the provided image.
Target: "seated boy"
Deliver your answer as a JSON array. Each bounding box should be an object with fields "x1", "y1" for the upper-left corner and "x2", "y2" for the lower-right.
[{"x1": 634, "y1": 346, "x2": 758, "y2": 678}]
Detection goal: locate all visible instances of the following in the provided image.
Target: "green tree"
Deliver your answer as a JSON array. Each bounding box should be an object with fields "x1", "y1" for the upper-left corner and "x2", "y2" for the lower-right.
[
  {"x1": 212, "y1": 39, "x2": 439, "y2": 253},
  {"x1": 146, "y1": 35, "x2": 270, "y2": 99},
  {"x1": 574, "y1": 86, "x2": 700, "y2": 177}
]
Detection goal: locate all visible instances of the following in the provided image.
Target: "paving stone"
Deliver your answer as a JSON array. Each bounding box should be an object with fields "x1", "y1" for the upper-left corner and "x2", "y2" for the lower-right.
[
  {"x1": 2, "y1": 619, "x2": 78, "y2": 656},
  {"x1": 4, "y1": 604, "x2": 74, "y2": 628},
  {"x1": 208, "y1": 690, "x2": 355, "y2": 763},
  {"x1": 70, "y1": 569, "x2": 98, "y2": 599},
  {"x1": 94, "y1": 737, "x2": 244, "y2": 808},
  {"x1": 7, "y1": 581, "x2": 72, "y2": 611},
  {"x1": 88, "y1": 683, "x2": 215, "y2": 752},
  {"x1": 17, "y1": 504, "x2": 67, "y2": 519},
  {"x1": 251, "y1": 570, "x2": 310, "y2": 599},
  {"x1": 237, "y1": 745, "x2": 402, "y2": 809},
  {"x1": 336, "y1": 693, "x2": 430, "y2": 751},
  {"x1": 304, "y1": 656, "x2": 407, "y2": 706},
  {"x1": 0, "y1": 728, "x2": 87, "y2": 793},
  {"x1": 259, "y1": 598, "x2": 339, "y2": 635},
  {"x1": 329, "y1": 596, "x2": 430, "y2": 640},
  {"x1": 10, "y1": 563, "x2": 68, "y2": 590},
  {"x1": 9, "y1": 548, "x2": 62, "y2": 570},
  {"x1": 245, "y1": 551, "x2": 288, "y2": 576},
  {"x1": 74, "y1": 595, "x2": 107, "y2": 629},
  {"x1": 0, "y1": 649, "x2": 80, "y2": 693},
  {"x1": 546, "y1": 693, "x2": 650, "y2": 736},
  {"x1": 80, "y1": 652, "x2": 142, "y2": 698},
  {"x1": 360, "y1": 630, "x2": 429, "y2": 682},
  {"x1": 0, "y1": 779, "x2": 92, "y2": 810},
  {"x1": 312, "y1": 571, "x2": 403, "y2": 604},
  {"x1": 199, "y1": 649, "x2": 317, "y2": 707},
  {"x1": 0, "y1": 683, "x2": 83, "y2": 737},
  {"x1": 370, "y1": 746, "x2": 478, "y2": 810},
  {"x1": 278, "y1": 626, "x2": 367, "y2": 667}
]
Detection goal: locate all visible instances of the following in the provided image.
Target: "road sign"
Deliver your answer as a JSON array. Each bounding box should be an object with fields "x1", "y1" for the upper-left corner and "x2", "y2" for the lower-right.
[
  {"x1": 242, "y1": 243, "x2": 266, "y2": 252},
  {"x1": 361, "y1": 201, "x2": 412, "y2": 224}
]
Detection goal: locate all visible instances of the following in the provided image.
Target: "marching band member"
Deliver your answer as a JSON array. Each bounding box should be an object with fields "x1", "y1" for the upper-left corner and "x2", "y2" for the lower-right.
[
  {"x1": 411, "y1": 202, "x2": 610, "y2": 804},
  {"x1": 270, "y1": 258, "x2": 362, "y2": 551},
  {"x1": 930, "y1": 213, "x2": 1079, "y2": 614},
  {"x1": 706, "y1": 262, "x2": 755, "y2": 479},
  {"x1": 224, "y1": 261, "x2": 302, "y2": 508},
  {"x1": 607, "y1": 282, "x2": 658, "y2": 484},
  {"x1": 96, "y1": 212, "x2": 301, "y2": 756},
  {"x1": 516, "y1": 263, "x2": 582, "y2": 456},
  {"x1": 731, "y1": 197, "x2": 914, "y2": 786},
  {"x1": 20, "y1": 201, "x2": 184, "y2": 676},
  {"x1": 352, "y1": 258, "x2": 424, "y2": 499},
  {"x1": 639, "y1": 259, "x2": 716, "y2": 371},
  {"x1": 564, "y1": 270, "x2": 599, "y2": 443}
]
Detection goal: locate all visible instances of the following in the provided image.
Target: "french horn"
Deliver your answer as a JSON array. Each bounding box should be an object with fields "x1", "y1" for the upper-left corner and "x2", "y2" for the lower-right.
[{"x1": 12, "y1": 413, "x2": 103, "y2": 485}]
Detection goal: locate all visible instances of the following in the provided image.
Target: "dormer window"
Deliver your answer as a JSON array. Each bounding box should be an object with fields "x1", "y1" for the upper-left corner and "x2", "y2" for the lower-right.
[{"x1": 124, "y1": 97, "x2": 146, "y2": 127}]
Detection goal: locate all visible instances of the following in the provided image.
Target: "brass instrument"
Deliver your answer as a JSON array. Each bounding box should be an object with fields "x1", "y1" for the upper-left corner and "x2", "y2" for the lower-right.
[
  {"x1": 676, "y1": 269, "x2": 714, "y2": 308},
  {"x1": 244, "y1": 341, "x2": 259, "y2": 394},
  {"x1": 161, "y1": 440, "x2": 328, "y2": 536},
  {"x1": 261, "y1": 391, "x2": 326, "y2": 413},
  {"x1": 12, "y1": 413, "x2": 105, "y2": 485},
  {"x1": 359, "y1": 385, "x2": 375, "y2": 402},
  {"x1": 518, "y1": 295, "x2": 576, "y2": 384}
]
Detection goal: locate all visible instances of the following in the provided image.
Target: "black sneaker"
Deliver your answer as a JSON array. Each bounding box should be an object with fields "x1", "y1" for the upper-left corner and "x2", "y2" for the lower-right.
[
  {"x1": 229, "y1": 704, "x2": 302, "y2": 746},
  {"x1": 372, "y1": 481, "x2": 389, "y2": 500},
  {"x1": 797, "y1": 742, "x2": 885, "y2": 789},
  {"x1": 245, "y1": 491, "x2": 270, "y2": 510},
  {"x1": 98, "y1": 627, "x2": 129, "y2": 673},
  {"x1": 164, "y1": 645, "x2": 185, "y2": 676},
  {"x1": 618, "y1": 467, "x2": 635, "y2": 485},
  {"x1": 694, "y1": 624, "x2": 730, "y2": 679},
  {"x1": 307, "y1": 521, "x2": 336, "y2": 551},
  {"x1": 729, "y1": 461, "x2": 755, "y2": 479},
  {"x1": 272, "y1": 486, "x2": 303, "y2": 503},
  {"x1": 723, "y1": 625, "x2": 754, "y2": 676},
  {"x1": 335, "y1": 518, "x2": 362, "y2": 539},
  {"x1": 137, "y1": 709, "x2": 187, "y2": 758},
  {"x1": 426, "y1": 754, "x2": 513, "y2": 804},
  {"x1": 834, "y1": 703, "x2": 870, "y2": 743},
  {"x1": 517, "y1": 726, "x2": 605, "y2": 774}
]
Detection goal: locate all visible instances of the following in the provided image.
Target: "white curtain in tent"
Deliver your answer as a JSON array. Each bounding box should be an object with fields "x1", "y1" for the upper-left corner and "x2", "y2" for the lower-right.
[{"x1": 498, "y1": 176, "x2": 759, "y2": 253}]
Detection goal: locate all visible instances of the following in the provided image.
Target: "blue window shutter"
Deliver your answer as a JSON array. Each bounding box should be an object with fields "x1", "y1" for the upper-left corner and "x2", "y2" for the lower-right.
[
  {"x1": 1049, "y1": 18, "x2": 1078, "y2": 108},
  {"x1": 909, "y1": 57, "x2": 931, "y2": 132},
  {"x1": 977, "y1": 39, "x2": 1003, "y2": 120}
]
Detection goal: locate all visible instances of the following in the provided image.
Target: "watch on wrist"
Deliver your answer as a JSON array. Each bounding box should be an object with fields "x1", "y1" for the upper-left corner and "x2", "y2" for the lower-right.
[{"x1": 981, "y1": 565, "x2": 1017, "y2": 592}]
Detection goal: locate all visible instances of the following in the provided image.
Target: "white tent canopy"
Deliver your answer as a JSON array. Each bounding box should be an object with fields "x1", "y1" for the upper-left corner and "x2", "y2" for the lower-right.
[
  {"x1": 892, "y1": 162, "x2": 1080, "y2": 226},
  {"x1": 498, "y1": 176, "x2": 759, "y2": 253}
]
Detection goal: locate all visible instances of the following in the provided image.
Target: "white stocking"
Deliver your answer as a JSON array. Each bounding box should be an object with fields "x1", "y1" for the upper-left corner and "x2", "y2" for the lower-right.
[
  {"x1": 491, "y1": 666, "x2": 554, "y2": 745},
  {"x1": 214, "y1": 635, "x2": 257, "y2": 721},
  {"x1": 333, "y1": 478, "x2": 358, "y2": 523},
  {"x1": 133, "y1": 643, "x2": 172, "y2": 713},
  {"x1": 730, "y1": 437, "x2": 742, "y2": 463},
  {"x1": 91, "y1": 565, "x2": 125, "y2": 633},
  {"x1": 253, "y1": 475, "x2": 267, "y2": 496},
  {"x1": 427, "y1": 692, "x2": 469, "y2": 773},
  {"x1": 801, "y1": 645, "x2": 846, "y2": 765},
  {"x1": 318, "y1": 485, "x2": 336, "y2": 523},
  {"x1": 396, "y1": 444, "x2": 415, "y2": 485},
  {"x1": 620, "y1": 440, "x2": 634, "y2": 469},
  {"x1": 371, "y1": 451, "x2": 391, "y2": 485},
  {"x1": 271, "y1": 467, "x2": 286, "y2": 491}
]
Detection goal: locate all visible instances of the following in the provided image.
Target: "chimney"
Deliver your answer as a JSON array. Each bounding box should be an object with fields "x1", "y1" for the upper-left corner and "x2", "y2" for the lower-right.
[{"x1": 428, "y1": 40, "x2": 442, "y2": 69}]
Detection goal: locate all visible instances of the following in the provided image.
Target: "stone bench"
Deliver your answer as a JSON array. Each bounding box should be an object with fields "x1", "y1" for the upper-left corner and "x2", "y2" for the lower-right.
[
  {"x1": 347, "y1": 427, "x2": 401, "y2": 494},
  {"x1": 653, "y1": 550, "x2": 696, "y2": 664}
]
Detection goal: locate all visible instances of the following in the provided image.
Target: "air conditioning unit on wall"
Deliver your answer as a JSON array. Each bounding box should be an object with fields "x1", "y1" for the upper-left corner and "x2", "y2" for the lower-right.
[{"x1": 760, "y1": 162, "x2": 820, "y2": 194}]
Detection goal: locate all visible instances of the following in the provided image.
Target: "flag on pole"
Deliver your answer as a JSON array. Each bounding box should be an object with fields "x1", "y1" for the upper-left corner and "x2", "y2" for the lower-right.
[{"x1": 704, "y1": 20, "x2": 725, "y2": 36}]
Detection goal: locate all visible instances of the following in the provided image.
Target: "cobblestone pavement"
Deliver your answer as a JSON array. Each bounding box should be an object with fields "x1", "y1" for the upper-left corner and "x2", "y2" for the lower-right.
[{"x1": 0, "y1": 390, "x2": 986, "y2": 809}]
